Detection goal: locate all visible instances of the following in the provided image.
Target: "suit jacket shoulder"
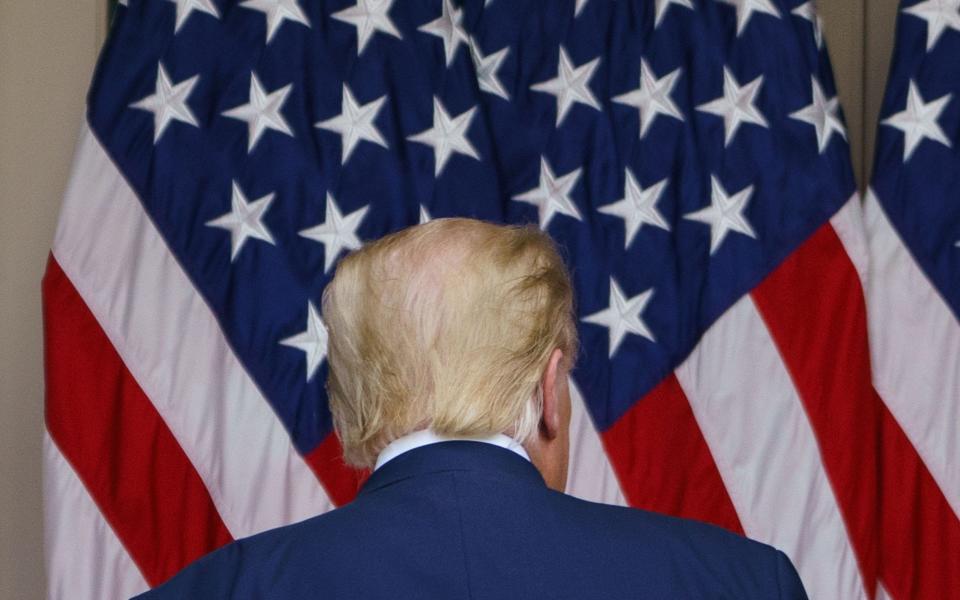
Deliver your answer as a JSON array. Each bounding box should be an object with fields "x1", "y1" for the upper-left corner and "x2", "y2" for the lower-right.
[
  {"x1": 134, "y1": 442, "x2": 807, "y2": 599},
  {"x1": 544, "y1": 492, "x2": 805, "y2": 598}
]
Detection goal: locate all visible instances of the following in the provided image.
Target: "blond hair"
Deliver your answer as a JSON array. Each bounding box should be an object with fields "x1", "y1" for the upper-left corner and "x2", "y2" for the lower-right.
[{"x1": 322, "y1": 218, "x2": 578, "y2": 468}]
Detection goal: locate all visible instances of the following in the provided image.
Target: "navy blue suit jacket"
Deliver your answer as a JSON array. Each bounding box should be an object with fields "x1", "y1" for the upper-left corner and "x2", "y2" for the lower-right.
[{"x1": 135, "y1": 442, "x2": 807, "y2": 599}]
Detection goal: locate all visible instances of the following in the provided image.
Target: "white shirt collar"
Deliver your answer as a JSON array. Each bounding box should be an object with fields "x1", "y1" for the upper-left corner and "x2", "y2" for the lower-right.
[{"x1": 374, "y1": 429, "x2": 531, "y2": 471}]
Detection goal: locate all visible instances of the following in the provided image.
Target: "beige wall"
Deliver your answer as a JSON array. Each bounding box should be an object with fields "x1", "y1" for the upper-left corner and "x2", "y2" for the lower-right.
[
  {"x1": 820, "y1": 0, "x2": 866, "y2": 183},
  {"x1": 1, "y1": 2, "x2": 103, "y2": 597},
  {"x1": 822, "y1": 0, "x2": 902, "y2": 185},
  {"x1": 0, "y1": 1, "x2": 898, "y2": 597}
]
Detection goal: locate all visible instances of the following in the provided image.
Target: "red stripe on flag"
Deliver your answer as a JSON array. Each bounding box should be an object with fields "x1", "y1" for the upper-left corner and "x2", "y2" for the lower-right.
[
  {"x1": 752, "y1": 221, "x2": 960, "y2": 599},
  {"x1": 305, "y1": 433, "x2": 369, "y2": 506},
  {"x1": 751, "y1": 222, "x2": 880, "y2": 597},
  {"x1": 877, "y1": 399, "x2": 960, "y2": 600},
  {"x1": 601, "y1": 374, "x2": 744, "y2": 535},
  {"x1": 43, "y1": 256, "x2": 233, "y2": 587}
]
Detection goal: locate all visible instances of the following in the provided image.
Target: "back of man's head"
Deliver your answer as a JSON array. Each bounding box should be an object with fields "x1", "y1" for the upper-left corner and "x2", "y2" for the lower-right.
[{"x1": 322, "y1": 218, "x2": 577, "y2": 468}]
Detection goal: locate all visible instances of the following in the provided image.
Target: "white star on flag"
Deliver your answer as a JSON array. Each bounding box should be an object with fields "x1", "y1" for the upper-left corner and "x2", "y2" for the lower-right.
[
  {"x1": 881, "y1": 79, "x2": 953, "y2": 162},
  {"x1": 790, "y1": 76, "x2": 846, "y2": 153},
  {"x1": 513, "y1": 157, "x2": 584, "y2": 230},
  {"x1": 419, "y1": 204, "x2": 433, "y2": 224},
  {"x1": 613, "y1": 58, "x2": 684, "y2": 139},
  {"x1": 655, "y1": 0, "x2": 694, "y2": 28},
  {"x1": 418, "y1": 0, "x2": 470, "y2": 67},
  {"x1": 316, "y1": 84, "x2": 389, "y2": 165},
  {"x1": 598, "y1": 169, "x2": 670, "y2": 249},
  {"x1": 791, "y1": 1, "x2": 824, "y2": 48},
  {"x1": 470, "y1": 38, "x2": 510, "y2": 100},
  {"x1": 882, "y1": 80, "x2": 952, "y2": 161},
  {"x1": 408, "y1": 97, "x2": 480, "y2": 177},
  {"x1": 333, "y1": 0, "x2": 401, "y2": 56},
  {"x1": 583, "y1": 278, "x2": 656, "y2": 358},
  {"x1": 697, "y1": 67, "x2": 768, "y2": 146},
  {"x1": 240, "y1": 0, "x2": 310, "y2": 44},
  {"x1": 205, "y1": 181, "x2": 276, "y2": 261},
  {"x1": 130, "y1": 62, "x2": 200, "y2": 143},
  {"x1": 280, "y1": 301, "x2": 328, "y2": 382},
  {"x1": 530, "y1": 47, "x2": 602, "y2": 127},
  {"x1": 903, "y1": 0, "x2": 960, "y2": 52},
  {"x1": 718, "y1": 0, "x2": 780, "y2": 36},
  {"x1": 684, "y1": 175, "x2": 758, "y2": 254},
  {"x1": 167, "y1": 0, "x2": 219, "y2": 33},
  {"x1": 299, "y1": 193, "x2": 370, "y2": 273},
  {"x1": 222, "y1": 72, "x2": 294, "y2": 153}
]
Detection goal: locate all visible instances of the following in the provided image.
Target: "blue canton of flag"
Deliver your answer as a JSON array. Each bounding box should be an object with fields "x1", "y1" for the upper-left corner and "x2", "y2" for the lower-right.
[{"x1": 872, "y1": 0, "x2": 960, "y2": 319}]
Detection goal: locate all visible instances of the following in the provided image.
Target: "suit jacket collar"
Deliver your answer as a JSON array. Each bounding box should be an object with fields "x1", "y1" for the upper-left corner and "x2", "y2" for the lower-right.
[
  {"x1": 374, "y1": 430, "x2": 530, "y2": 471},
  {"x1": 358, "y1": 441, "x2": 546, "y2": 497}
]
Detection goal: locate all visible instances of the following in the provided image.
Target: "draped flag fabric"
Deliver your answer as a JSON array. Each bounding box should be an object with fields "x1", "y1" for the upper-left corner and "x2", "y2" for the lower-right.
[
  {"x1": 41, "y1": 0, "x2": 957, "y2": 598},
  {"x1": 860, "y1": 1, "x2": 960, "y2": 598}
]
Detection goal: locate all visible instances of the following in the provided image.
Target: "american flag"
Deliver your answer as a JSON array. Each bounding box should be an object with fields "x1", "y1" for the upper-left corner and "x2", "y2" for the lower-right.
[
  {"x1": 859, "y1": 1, "x2": 960, "y2": 598},
  {"x1": 41, "y1": 0, "x2": 958, "y2": 598}
]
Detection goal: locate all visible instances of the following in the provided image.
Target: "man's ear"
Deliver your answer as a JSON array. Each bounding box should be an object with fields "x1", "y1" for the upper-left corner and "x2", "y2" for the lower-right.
[{"x1": 539, "y1": 348, "x2": 565, "y2": 440}]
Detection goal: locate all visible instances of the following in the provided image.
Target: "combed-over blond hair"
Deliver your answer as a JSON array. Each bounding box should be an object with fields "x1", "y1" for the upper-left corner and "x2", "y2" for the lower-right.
[{"x1": 322, "y1": 218, "x2": 578, "y2": 468}]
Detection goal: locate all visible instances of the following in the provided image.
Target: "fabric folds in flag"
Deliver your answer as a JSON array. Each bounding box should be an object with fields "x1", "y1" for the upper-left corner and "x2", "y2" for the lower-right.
[{"x1": 863, "y1": 1, "x2": 960, "y2": 598}]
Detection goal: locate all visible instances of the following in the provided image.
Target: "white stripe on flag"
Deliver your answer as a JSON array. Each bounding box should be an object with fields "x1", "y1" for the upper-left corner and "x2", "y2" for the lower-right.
[
  {"x1": 675, "y1": 295, "x2": 868, "y2": 600},
  {"x1": 876, "y1": 582, "x2": 893, "y2": 600},
  {"x1": 566, "y1": 379, "x2": 627, "y2": 506},
  {"x1": 861, "y1": 189, "x2": 960, "y2": 519},
  {"x1": 828, "y1": 195, "x2": 869, "y2": 288},
  {"x1": 52, "y1": 124, "x2": 334, "y2": 538},
  {"x1": 44, "y1": 432, "x2": 149, "y2": 600}
]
